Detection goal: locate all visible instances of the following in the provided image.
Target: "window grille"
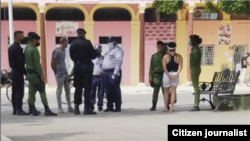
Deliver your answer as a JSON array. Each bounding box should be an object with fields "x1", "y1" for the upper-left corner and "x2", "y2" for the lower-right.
[{"x1": 200, "y1": 45, "x2": 214, "y2": 66}]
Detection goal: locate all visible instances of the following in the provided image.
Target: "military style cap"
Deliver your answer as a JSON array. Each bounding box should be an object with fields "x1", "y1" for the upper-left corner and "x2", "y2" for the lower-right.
[
  {"x1": 28, "y1": 32, "x2": 40, "y2": 40},
  {"x1": 107, "y1": 36, "x2": 117, "y2": 42},
  {"x1": 77, "y1": 28, "x2": 86, "y2": 34}
]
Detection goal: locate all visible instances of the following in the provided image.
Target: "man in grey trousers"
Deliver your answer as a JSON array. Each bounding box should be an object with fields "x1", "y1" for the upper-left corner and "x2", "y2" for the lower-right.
[{"x1": 51, "y1": 37, "x2": 74, "y2": 113}]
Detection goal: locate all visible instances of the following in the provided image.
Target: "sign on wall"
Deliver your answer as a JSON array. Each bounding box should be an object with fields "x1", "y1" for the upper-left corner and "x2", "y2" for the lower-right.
[
  {"x1": 217, "y1": 25, "x2": 232, "y2": 46},
  {"x1": 56, "y1": 22, "x2": 78, "y2": 36}
]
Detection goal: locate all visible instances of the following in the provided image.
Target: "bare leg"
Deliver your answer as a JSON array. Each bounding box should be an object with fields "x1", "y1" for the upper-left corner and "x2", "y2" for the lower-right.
[
  {"x1": 170, "y1": 85, "x2": 177, "y2": 112},
  {"x1": 163, "y1": 87, "x2": 170, "y2": 112}
]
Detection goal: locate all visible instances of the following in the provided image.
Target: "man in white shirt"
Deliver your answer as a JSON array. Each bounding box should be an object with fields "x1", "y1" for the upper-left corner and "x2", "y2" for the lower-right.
[
  {"x1": 90, "y1": 45, "x2": 105, "y2": 111},
  {"x1": 102, "y1": 36, "x2": 124, "y2": 112}
]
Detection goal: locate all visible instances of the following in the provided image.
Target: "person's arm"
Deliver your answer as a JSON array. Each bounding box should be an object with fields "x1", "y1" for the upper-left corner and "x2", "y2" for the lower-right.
[
  {"x1": 114, "y1": 49, "x2": 124, "y2": 75},
  {"x1": 149, "y1": 55, "x2": 154, "y2": 81},
  {"x1": 176, "y1": 54, "x2": 183, "y2": 76},
  {"x1": 14, "y1": 47, "x2": 26, "y2": 75},
  {"x1": 86, "y1": 40, "x2": 97, "y2": 59},
  {"x1": 191, "y1": 47, "x2": 201, "y2": 66},
  {"x1": 69, "y1": 42, "x2": 76, "y2": 62},
  {"x1": 32, "y1": 49, "x2": 43, "y2": 78},
  {"x1": 51, "y1": 50, "x2": 57, "y2": 74},
  {"x1": 162, "y1": 54, "x2": 170, "y2": 76}
]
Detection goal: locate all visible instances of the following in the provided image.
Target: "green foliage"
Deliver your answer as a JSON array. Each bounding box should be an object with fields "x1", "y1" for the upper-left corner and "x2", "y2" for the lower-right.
[
  {"x1": 152, "y1": 0, "x2": 184, "y2": 15},
  {"x1": 203, "y1": 0, "x2": 250, "y2": 15},
  {"x1": 153, "y1": 0, "x2": 250, "y2": 16}
]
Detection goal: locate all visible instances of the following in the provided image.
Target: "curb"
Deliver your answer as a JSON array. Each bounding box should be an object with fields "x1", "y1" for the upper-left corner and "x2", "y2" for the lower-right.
[{"x1": 1, "y1": 135, "x2": 12, "y2": 141}]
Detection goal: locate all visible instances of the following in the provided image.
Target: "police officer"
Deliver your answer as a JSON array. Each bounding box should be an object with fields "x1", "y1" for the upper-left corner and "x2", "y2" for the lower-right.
[
  {"x1": 90, "y1": 44, "x2": 105, "y2": 112},
  {"x1": 69, "y1": 28, "x2": 97, "y2": 115},
  {"x1": 188, "y1": 35, "x2": 202, "y2": 111},
  {"x1": 8, "y1": 31, "x2": 29, "y2": 115},
  {"x1": 102, "y1": 36, "x2": 124, "y2": 112},
  {"x1": 25, "y1": 32, "x2": 57, "y2": 116}
]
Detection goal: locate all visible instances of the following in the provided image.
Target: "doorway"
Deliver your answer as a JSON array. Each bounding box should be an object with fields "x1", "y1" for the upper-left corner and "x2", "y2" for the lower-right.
[{"x1": 233, "y1": 45, "x2": 248, "y2": 72}]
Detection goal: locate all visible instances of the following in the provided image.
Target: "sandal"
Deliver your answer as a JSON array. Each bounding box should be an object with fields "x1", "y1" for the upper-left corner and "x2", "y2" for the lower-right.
[
  {"x1": 163, "y1": 109, "x2": 168, "y2": 112},
  {"x1": 170, "y1": 109, "x2": 174, "y2": 112}
]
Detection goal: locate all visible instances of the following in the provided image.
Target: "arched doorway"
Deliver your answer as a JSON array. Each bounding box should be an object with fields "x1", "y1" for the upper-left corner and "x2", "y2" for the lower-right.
[
  {"x1": 93, "y1": 7, "x2": 132, "y2": 84},
  {"x1": 144, "y1": 7, "x2": 177, "y2": 84},
  {"x1": 45, "y1": 7, "x2": 85, "y2": 85},
  {"x1": 1, "y1": 6, "x2": 37, "y2": 70}
]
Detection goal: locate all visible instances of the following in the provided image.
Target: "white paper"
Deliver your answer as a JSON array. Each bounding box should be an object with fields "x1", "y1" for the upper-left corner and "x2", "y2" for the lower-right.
[
  {"x1": 224, "y1": 51, "x2": 229, "y2": 57},
  {"x1": 227, "y1": 57, "x2": 232, "y2": 62}
]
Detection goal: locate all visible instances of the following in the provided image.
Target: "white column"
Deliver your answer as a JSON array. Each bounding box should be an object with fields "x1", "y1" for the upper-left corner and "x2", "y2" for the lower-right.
[{"x1": 8, "y1": 0, "x2": 14, "y2": 45}]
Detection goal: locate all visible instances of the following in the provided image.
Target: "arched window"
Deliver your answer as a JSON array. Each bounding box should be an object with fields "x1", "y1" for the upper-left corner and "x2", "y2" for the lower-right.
[
  {"x1": 193, "y1": 7, "x2": 221, "y2": 20},
  {"x1": 46, "y1": 7, "x2": 85, "y2": 21},
  {"x1": 93, "y1": 8, "x2": 131, "y2": 21},
  {"x1": 231, "y1": 13, "x2": 250, "y2": 20},
  {"x1": 1, "y1": 7, "x2": 36, "y2": 20},
  {"x1": 144, "y1": 8, "x2": 176, "y2": 22}
]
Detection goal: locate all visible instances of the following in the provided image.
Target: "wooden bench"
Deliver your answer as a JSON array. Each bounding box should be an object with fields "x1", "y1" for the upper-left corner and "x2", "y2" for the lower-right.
[{"x1": 197, "y1": 69, "x2": 240, "y2": 111}]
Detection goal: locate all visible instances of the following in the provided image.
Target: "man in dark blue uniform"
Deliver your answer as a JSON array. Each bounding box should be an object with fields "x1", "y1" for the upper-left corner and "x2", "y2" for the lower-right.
[
  {"x1": 70, "y1": 28, "x2": 97, "y2": 115},
  {"x1": 102, "y1": 36, "x2": 124, "y2": 112},
  {"x1": 90, "y1": 45, "x2": 105, "y2": 112},
  {"x1": 8, "y1": 30, "x2": 29, "y2": 115}
]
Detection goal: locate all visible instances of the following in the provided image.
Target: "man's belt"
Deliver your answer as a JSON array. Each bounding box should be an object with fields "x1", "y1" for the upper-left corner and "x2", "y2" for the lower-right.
[
  {"x1": 153, "y1": 71, "x2": 164, "y2": 75},
  {"x1": 103, "y1": 68, "x2": 115, "y2": 72},
  {"x1": 26, "y1": 69, "x2": 36, "y2": 74},
  {"x1": 93, "y1": 75, "x2": 102, "y2": 78}
]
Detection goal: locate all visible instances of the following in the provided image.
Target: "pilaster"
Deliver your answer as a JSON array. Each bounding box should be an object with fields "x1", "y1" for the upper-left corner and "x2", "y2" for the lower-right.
[{"x1": 84, "y1": 21, "x2": 94, "y2": 43}]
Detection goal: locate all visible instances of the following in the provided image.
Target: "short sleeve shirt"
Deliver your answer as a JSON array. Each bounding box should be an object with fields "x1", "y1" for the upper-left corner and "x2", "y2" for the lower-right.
[{"x1": 52, "y1": 48, "x2": 67, "y2": 74}]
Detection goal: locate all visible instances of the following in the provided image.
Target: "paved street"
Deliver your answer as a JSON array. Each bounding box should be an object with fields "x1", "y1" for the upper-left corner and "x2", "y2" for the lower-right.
[{"x1": 1, "y1": 86, "x2": 250, "y2": 141}]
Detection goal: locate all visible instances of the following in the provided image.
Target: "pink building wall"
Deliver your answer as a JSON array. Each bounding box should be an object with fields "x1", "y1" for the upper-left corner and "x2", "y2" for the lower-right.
[
  {"x1": 46, "y1": 21, "x2": 84, "y2": 85},
  {"x1": 1, "y1": 21, "x2": 36, "y2": 69},
  {"x1": 144, "y1": 43, "x2": 157, "y2": 85},
  {"x1": 94, "y1": 22, "x2": 131, "y2": 84}
]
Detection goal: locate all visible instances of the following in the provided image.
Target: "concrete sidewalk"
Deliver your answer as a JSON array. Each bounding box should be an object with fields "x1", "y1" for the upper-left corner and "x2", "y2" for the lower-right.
[{"x1": 1, "y1": 135, "x2": 12, "y2": 141}]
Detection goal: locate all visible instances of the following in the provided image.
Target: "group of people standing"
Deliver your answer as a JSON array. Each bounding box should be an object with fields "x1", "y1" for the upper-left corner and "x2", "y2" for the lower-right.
[
  {"x1": 149, "y1": 35, "x2": 203, "y2": 112},
  {"x1": 8, "y1": 28, "x2": 124, "y2": 116}
]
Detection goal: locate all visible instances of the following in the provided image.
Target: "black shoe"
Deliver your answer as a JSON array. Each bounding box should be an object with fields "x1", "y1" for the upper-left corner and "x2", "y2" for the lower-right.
[
  {"x1": 167, "y1": 105, "x2": 170, "y2": 111},
  {"x1": 83, "y1": 110, "x2": 97, "y2": 115},
  {"x1": 98, "y1": 106, "x2": 103, "y2": 112},
  {"x1": 103, "y1": 108, "x2": 113, "y2": 112},
  {"x1": 12, "y1": 110, "x2": 16, "y2": 115},
  {"x1": 16, "y1": 110, "x2": 29, "y2": 116},
  {"x1": 188, "y1": 106, "x2": 200, "y2": 112},
  {"x1": 74, "y1": 104, "x2": 80, "y2": 115},
  {"x1": 29, "y1": 105, "x2": 41, "y2": 115},
  {"x1": 44, "y1": 108, "x2": 57, "y2": 116},
  {"x1": 113, "y1": 108, "x2": 121, "y2": 112},
  {"x1": 150, "y1": 102, "x2": 157, "y2": 111}
]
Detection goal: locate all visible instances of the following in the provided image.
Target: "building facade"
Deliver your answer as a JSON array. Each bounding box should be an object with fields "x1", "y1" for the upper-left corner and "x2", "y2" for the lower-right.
[{"x1": 1, "y1": 0, "x2": 250, "y2": 86}]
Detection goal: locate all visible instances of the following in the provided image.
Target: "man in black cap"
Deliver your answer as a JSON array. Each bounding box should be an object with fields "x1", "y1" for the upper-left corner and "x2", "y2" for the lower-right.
[
  {"x1": 70, "y1": 28, "x2": 97, "y2": 115},
  {"x1": 24, "y1": 32, "x2": 57, "y2": 116},
  {"x1": 8, "y1": 30, "x2": 29, "y2": 115}
]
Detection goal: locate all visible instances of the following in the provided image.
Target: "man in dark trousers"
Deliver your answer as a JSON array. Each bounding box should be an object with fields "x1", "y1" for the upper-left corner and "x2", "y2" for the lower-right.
[
  {"x1": 70, "y1": 28, "x2": 97, "y2": 115},
  {"x1": 102, "y1": 36, "x2": 124, "y2": 112},
  {"x1": 8, "y1": 31, "x2": 29, "y2": 115}
]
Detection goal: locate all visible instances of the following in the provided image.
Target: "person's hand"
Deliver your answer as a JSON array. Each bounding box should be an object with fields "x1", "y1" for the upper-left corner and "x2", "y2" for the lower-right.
[
  {"x1": 172, "y1": 75, "x2": 177, "y2": 81},
  {"x1": 41, "y1": 77, "x2": 44, "y2": 82},
  {"x1": 167, "y1": 74, "x2": 172, "y2": 81},
  {"x1": 149, "y1": 78, "x2": 152, "y2": 84}
]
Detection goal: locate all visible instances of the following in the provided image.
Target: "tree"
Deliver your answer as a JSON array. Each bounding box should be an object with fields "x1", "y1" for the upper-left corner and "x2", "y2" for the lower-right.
[{"x1": 153, "y1": 0, "x2": 250, "y2": 16}]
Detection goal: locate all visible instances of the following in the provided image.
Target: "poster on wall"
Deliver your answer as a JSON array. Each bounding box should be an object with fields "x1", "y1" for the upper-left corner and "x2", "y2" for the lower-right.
[
  {"x1": 217, "y1": 24, "x2": 232, "y2": 45},
  {"x1": 56, "y1": 22, "x2": 78, "y2": 36}
]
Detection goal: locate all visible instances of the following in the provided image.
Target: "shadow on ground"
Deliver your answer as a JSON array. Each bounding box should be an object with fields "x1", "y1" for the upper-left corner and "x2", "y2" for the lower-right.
[{"x1": 7, "y1": 132, "x2": 85, "y2": 141}]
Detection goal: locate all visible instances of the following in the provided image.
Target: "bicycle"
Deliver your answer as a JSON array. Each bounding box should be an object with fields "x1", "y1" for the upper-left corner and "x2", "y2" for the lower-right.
[{"x1": 1, "y1": 69, "x2": 29, "y2": 104}]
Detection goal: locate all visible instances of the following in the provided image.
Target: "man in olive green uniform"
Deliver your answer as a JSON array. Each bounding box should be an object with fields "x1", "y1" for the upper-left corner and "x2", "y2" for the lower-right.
[
  {"x1": 188, "y1": 35, "x2": 202, "y2": 111},
  {"x1": 149, "y1": 41, "x2": 175, "y2": 111},
  {"x1": 25, "y1": 32, "x2": 57, "y2": 116}
]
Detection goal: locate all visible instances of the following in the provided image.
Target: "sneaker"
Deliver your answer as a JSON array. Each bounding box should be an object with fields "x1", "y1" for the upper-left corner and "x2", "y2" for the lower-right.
[
  {"x1": 58, "y1": 109, "x2": 65, "y2": 114},
  {"x1": 68, "y1": 108, "x2": 75, "y2": 113}
]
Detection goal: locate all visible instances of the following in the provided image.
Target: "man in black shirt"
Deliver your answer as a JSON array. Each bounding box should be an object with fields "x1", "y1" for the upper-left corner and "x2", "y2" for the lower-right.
[
  {"x1": 240, "y1": 52, "x2": 250, "y2": 86},
  {"x1": 8, "y1": 31, "x2": 29, "y2": 115},
  {"x1": 70, "y1": 28, "x2": 97, "y2": 115}
]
